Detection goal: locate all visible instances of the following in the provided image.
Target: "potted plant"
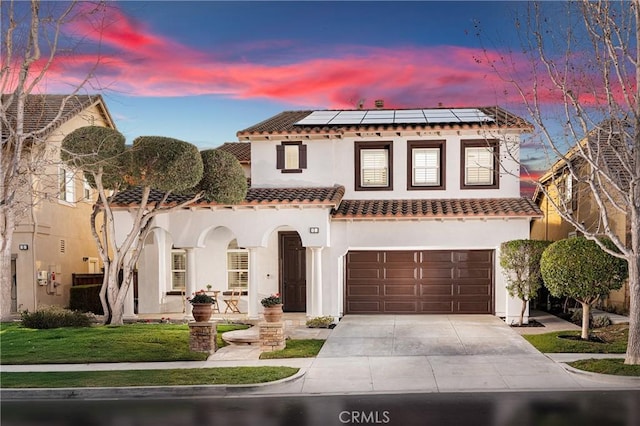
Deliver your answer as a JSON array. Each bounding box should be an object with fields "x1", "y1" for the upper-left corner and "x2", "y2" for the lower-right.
[
  {"x1": 188, "y1": 289, "x2": 216, "y2": 322},
  {"x1": 261, "y1": 293, "x2": 283, "y2": 322}
]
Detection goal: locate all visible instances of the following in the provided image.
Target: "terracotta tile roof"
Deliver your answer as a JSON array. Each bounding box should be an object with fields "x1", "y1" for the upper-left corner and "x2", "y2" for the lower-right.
[
  {"x1": 110, "y1": 185, "x2": 345, "y2": 208},
  {"x1": 215, "y1": 142, "x2": 251, "y2": 163},
  {"x1": 1, "y1": 94, "x2": 113, "y2": 140},
  {"x1": 331, "y1": 198, "x2": 543, "y2": 219},
  {"x1": 237, "y1": 106, "x2": 532, "y2": 139}
]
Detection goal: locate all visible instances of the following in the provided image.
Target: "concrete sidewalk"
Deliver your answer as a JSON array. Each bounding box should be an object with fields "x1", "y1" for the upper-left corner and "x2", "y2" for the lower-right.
[{"x1": 2, "y1": 311, "x2": 639, "y2": 399}]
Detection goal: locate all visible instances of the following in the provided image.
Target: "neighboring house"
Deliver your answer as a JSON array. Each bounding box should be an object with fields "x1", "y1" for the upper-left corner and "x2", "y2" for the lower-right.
[
  {"x1": 531, "y1": 121, "x2": 632, "y2": 310},
  {"x1": 5, "y1": 94, "x2": 116, "y2": 313},
  {"x1": 113, "y1": 106, "x2": 542, "y2": 323}
]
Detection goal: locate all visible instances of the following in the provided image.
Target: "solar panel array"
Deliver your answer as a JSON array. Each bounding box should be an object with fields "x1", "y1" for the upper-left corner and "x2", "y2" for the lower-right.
[{"x1": 294, "y1": 109, "x2": 494, "y2": 126}]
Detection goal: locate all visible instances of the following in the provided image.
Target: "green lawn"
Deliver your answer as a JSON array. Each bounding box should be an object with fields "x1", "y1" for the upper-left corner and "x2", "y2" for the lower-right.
[
  {"x1": 522, "y1": 324, "x2": 628, "y2": 353},
  {"x1": 259, "y1": 339, "x2": 325, "y2": 359},
  {"x1": 568, "y1": 359, "x2": 640, "y2": 376},
  {"x1": 0, "y1": 322, "x2": 249, "y2": 364},
  {"x1": 0, "y1": 367, "x2": 299, "y2": 388}
]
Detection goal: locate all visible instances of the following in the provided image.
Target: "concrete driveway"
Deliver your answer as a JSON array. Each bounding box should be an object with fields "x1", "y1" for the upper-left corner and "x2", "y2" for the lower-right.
[
  {"x1": 318, "y1": 314, "x2": 539, "y2": 357},
  {"x1": 281, "y1": 314, "x2": 607, "y2": 394}
]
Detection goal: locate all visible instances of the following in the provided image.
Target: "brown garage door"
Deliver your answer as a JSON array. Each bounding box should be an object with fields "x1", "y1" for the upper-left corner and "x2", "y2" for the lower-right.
[{"x1": 345, "y1": 250, "x2": 494, "y2": 314}]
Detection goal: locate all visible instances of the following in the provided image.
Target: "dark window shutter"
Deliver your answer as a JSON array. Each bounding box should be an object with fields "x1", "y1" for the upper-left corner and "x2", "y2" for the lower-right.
[
  {"x1": 299, "y1": 144, "x2": 307, "y2": 169},
  {"x1": 276, "y1": 145, "x2": 284, "y2": 169}
]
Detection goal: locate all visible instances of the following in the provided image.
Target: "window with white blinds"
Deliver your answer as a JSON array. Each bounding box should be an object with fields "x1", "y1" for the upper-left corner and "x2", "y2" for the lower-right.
[
  {"x1": 412, "y1": 148, "x2": 440, "y2": 186},
  {"x1": 361, "y1": 149, "x2": 389, "y2": 187},
  {"x1": 171, "y1": 250, "x2": 186, "y2": 291},
  {"x1": 227, "y1": 239, "x2": 249, "y2": 289},
  {"x1": 284, "y1": 144, "x2": 299, "y2": 170},
  {"x1": 59, "y1": 167, "x2": 75, "y2": 203},
  {"x1": 465, "y1": 146, "x2": 494, "y2": 186}
]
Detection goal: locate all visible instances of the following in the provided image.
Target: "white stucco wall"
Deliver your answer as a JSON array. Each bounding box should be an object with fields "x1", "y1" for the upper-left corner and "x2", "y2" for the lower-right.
[
  {"x1": 250, "y1": 130, "x2": 521, "y2": 199},
  {"x1": 325, "y1": 217, "x2": 531, "y2": 319}
]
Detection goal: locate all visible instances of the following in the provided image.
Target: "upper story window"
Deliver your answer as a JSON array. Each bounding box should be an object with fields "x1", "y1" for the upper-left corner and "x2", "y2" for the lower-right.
[
  {"x1": 407, "y1": 140, "x2": 445, "y2": 190},
  {"x1": 59, "y1": 166, "x2": 75, "y2": 203},
  {"x1": 558, "y1": 171, "x2": 577, "y2": 211},
  {"x1": 276, "y1": 141, "x2": 307, "y2": 173},
  {"x1": 461, "y1": 140, "x2": 499, "y2": 189},
  {"x1": 171, "y1": 249, "x2": 186, "y2": 291},
  {"x1": 355, "y1": 141, "x2": 393, "y2": 191}
]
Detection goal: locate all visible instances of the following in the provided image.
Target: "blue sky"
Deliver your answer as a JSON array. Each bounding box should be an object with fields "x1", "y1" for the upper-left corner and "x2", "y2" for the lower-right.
[
  {"x1": 90, "y1": 1, "x2": 531, "y2": 146},
  {"x1": 22, "y1": 0, "x2": 570, "y2": 182}
]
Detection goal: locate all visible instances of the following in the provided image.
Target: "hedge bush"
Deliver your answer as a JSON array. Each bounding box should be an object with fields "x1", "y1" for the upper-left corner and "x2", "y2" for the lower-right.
[
  {"x1": 21, "y1": 306, "x2": 94, "y2": 329},
  {"x1": 69, "y1": 284, "x2": 104, "y2": 314}
]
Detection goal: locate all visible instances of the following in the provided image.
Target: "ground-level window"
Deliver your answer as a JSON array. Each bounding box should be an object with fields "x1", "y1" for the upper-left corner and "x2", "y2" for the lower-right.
[
  {"x1": 227, "y1": 239, "x2": 249, "y2": 290},
  {"x1": 171, "y1": 249, "x2": 186, "y2": 291}
]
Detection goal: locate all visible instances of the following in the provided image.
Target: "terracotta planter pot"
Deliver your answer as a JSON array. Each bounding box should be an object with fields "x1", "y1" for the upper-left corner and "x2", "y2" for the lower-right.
[
  {"x1": 263, "y1": 304, "x2": 284, "y2": 322},
  {"x1": 191, "y1": 303, "x2": 213, "y2": 322}
]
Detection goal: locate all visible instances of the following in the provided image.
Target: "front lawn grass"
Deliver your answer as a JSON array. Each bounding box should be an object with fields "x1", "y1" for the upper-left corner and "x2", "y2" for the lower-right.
[
  {"x1": 0, "y1": 367, "x2": 299, "y2": 388},
  {"x1": 568, "y1": 359, "x2": 640, "y2": 376},
  {"x1": 0, "y1": 322, "x2": 249, "y2": 364},
  {"x1": 522, "y1": 324, "x2": 628, "y2": 353},
  {"x1": 259, "y1": 339, "x2": 325, "y2": 359}
]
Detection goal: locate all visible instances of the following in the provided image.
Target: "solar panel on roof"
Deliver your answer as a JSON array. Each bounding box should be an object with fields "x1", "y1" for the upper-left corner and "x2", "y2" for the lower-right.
[{"x1": 293, "y1": 108, "x2": 494, "y2": 126}]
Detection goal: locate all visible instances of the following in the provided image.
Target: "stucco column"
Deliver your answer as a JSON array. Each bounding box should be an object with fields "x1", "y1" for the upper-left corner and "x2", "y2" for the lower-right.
[
  {"x1": 123, "y1": 252, "x2": 137, "y2": 320},
  {"x1": 184, "y1": 248, "x2": 196, "y2": 320},
  {"x1": 247, "y1": 247, "x2": 259, "y2": 319},
  {"x1": 310, "y1": 247, "x2": 324, "y2": 317}
]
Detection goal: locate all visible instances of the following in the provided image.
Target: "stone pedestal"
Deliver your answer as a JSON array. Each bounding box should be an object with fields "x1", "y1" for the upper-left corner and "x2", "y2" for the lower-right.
[
  {"x1": 259, "y1": 321, "x2": 286, "y2": 352},
  {"x1": 189, "y1": 322, "x2": 217, "y2": 354}
]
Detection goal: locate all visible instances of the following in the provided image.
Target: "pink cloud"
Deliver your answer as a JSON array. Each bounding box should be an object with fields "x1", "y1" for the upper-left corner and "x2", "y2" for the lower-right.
[{"x1": 22, "y1": 3, "x2": 630, "y2": 111}]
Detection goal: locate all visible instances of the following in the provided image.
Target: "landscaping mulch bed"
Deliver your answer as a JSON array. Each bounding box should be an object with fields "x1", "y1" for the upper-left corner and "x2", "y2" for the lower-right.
[{"x1": 508, "y1": 319, "x2": 545, "y2": 328}]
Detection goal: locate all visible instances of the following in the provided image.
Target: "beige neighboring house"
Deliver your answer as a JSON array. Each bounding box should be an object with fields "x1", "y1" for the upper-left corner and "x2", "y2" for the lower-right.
[
  {"x1": 531, "y1": 121, "x2": 632, "y2": 310},
  {"x1": 6, "y1": 94, "x2": 116, "y2": 313}
]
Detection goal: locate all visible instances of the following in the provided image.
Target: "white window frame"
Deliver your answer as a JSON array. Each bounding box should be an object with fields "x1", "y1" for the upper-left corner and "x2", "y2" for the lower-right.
[
  {"x1": 360, "y1": 148, "x2": 389, "y2": 187},
  {"x1": 227, "y1": 240, "x2": 249, "y2": 290},
  {"x1": 171, "y1": 249, "x2": 186, "y2": 291},
  {"x1": 83, "y1": 177, "x2": 92, "y2": 201},
  {"x1": 59, "y1": 167, "x2": 75, "y2": 203},
  {"x1": 464, "y1": 146, "x2": 495, "y2": 186},
  {"x1": 412, "y1": 148, "x2": 440, "y2": 186}
]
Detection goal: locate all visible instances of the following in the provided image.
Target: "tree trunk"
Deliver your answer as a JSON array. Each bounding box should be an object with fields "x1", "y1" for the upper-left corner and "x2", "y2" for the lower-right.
[
  {"x1": 625, "y1": 253, "x2": 640, "y2": 364},
  {"x1": 0, "y1": 209, "x2": 15, "y2": 320},
  {"x1": 520, "y1": 299, "x2": 527, "y2": 326},
  {"x1": 580, "y1": 302, "x2": 591, "y2": 340}
]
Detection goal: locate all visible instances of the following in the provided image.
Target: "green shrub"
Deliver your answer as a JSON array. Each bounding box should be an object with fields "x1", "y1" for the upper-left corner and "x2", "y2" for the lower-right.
[
  {"x1": 69, "y1": 284, "x2": 103, "y2": 314},
  {"x1": 306, "y1": 316, "x2": 335, "y2": 328},
  {"x1": 21, "y1": 306, "x2": 94, "y2": 329},
  {"x1": 571, "y1": 308, "x2": 593, "y2": 325},
  {"x1": 592, "y1": 315, "x2": 612, "y2": 329}
]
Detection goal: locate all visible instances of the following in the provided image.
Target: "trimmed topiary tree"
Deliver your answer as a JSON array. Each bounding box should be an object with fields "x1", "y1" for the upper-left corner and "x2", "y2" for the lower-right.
[
  {"x1": 500, "y1": 239, "x2": 552, "y2": 326},
  {"x1": 540, "y1": 237, "x2": 628, "y2": 339},
  {"x1": 196, "y1": 149, "x2": 247, "y2": 203}
]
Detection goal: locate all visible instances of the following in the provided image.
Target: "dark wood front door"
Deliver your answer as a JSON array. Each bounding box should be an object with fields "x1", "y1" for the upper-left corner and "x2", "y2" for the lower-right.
[{"x1": 279, "y1": 232, "x2": 306, "y2": 312}]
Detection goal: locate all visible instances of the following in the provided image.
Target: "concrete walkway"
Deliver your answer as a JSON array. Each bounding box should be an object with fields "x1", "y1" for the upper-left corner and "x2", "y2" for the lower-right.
[{"x1": 2, "y1": 311, "x2": 639, "y2": 399}]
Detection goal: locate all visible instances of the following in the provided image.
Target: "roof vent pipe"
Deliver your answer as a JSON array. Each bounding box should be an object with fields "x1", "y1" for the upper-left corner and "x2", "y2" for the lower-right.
[{"x1": 374, "y1": 99, "x2": 384, "y2": 109}]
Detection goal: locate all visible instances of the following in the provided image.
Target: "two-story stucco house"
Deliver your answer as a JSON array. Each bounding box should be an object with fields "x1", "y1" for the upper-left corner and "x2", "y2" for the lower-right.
[
  {"x1": 114, "y1": 106, "x2": 542, "y2": 323},
  {"x1": 7, "y1": 94, "x2": 116, "y2": 313}
]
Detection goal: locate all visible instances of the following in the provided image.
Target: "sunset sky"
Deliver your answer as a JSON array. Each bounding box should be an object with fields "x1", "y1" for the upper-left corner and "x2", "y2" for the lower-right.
[{"x1": 18, "y1": 0, "x2": 577, "y2": 189}]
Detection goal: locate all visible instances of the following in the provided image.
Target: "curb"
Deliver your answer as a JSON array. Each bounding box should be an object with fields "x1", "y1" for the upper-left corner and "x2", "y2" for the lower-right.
[
  {"x1": 559, "y1": 363, "x2": 640, "y2": 385},
  {"x1": 0, "y1": 367, "x2": 306, "y2": 400}
]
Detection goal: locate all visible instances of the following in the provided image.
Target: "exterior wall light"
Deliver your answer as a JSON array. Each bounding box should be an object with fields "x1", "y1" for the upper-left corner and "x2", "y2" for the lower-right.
[
  {"x1": 309, "y1": 227, "x2": 320, "y2": 234},
  {"x1": 18, "y1": 244, "x2": 29, "y2": 250}
]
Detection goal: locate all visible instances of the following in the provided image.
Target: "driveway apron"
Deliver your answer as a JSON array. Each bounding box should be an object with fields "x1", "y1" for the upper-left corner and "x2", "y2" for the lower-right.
[{"x1": 286, "y1": 315, "x2": 610, "y2": 394}]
